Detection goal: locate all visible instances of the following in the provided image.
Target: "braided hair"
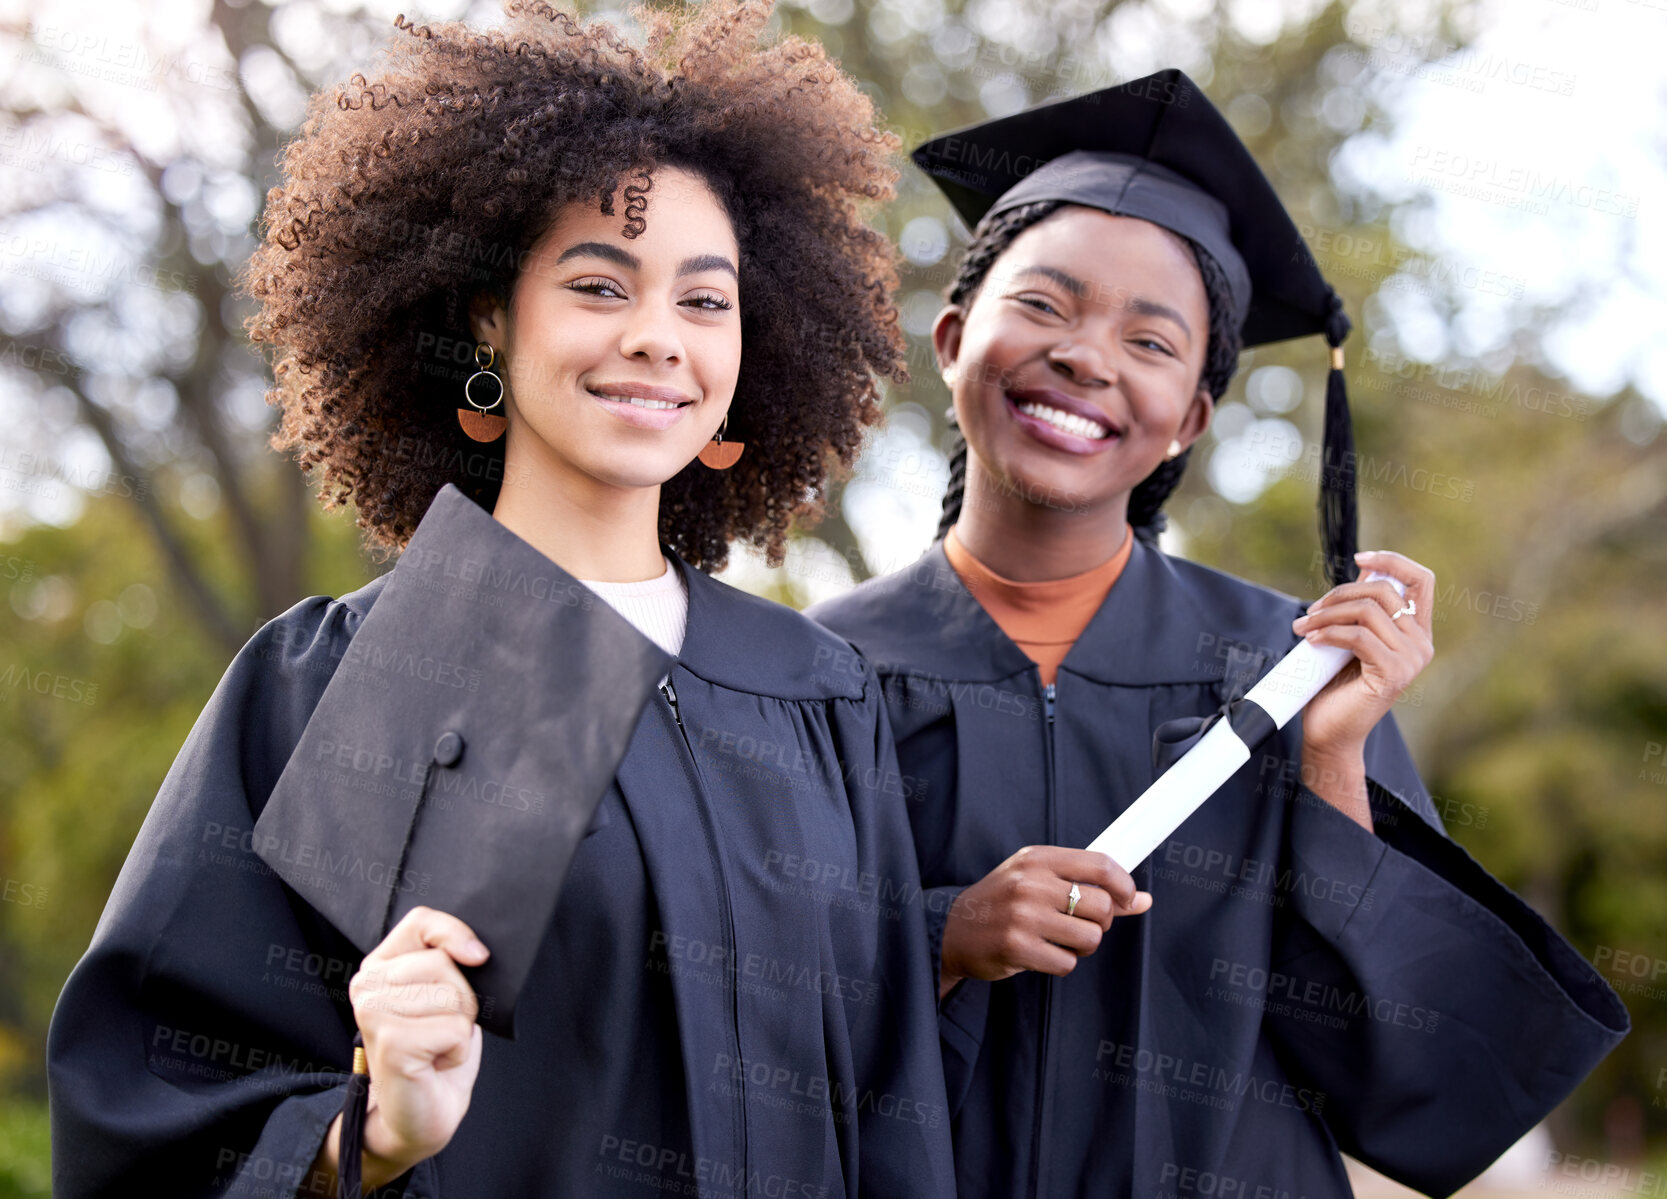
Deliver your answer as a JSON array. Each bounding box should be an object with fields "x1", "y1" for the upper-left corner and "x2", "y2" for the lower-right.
[{"x1": 934, "y1": 201, "x2": 1244, "y2": 545}]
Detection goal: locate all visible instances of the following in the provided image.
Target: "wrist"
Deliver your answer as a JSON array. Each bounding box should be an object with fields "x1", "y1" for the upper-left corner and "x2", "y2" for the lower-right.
[
  {"x1": 1300, "y1": 740, "x2": 1365, "y2": 784},
  {"x1": 1299, "y1": 745, "x2": 1371, "y2": 830},
  {"x1": 938, "y1": 896, "x2": 976, "y2": 997},
  {"x1": 359, "y1": 1109, "x2": 429, "y2": 1189},
  {"x1": 938, "y1": 926, "x2": 967, "y2": 998}
]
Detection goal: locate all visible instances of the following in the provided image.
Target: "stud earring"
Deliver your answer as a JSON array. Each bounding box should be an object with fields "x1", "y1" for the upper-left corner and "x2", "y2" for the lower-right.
[
  {"x1": 697, "y1": 414, "x2": 745, "y2": 470},
  {"x1": 457, "y1": 343, "x2": 507, "y2": 442},
  {"x1": 1165, "y1": 439, "x2": 1183, "y2": 461}
]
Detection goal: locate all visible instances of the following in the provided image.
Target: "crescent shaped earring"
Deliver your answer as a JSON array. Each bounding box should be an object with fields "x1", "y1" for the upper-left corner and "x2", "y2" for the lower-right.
[
  {"x1": 458, "y1": 343, "x2": 508, "y2": 442},
  {"x1": 697, "y1": 414, "x2": 745, "y2": 470}
]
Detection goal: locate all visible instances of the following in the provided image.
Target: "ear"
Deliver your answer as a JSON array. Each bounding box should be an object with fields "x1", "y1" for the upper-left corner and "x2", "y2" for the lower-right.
[
  {"x1": 468, "y1": 290, "x2": 510, "y2": 351},
  {"x1": 931, "y1": 304, "x2": 966, "y2": 382},
  {"x1": 1174, "y1": 385, "x2": 1214, "y2": 452}
]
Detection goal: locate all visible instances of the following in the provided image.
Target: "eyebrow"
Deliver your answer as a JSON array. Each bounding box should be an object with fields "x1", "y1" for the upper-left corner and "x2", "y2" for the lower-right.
[
  {"x1": 678, "y1": 253, "x2": 738, "y2": 280},
  {"x1": 553, "y1": 241, "x2": 738, "y2": 280},
  {"x1": 555, "y1": 241, "x2": 638, "y2": 270},
  {"x1": 1009, "y1": 265, "x2": 1193, "y2": 340}
]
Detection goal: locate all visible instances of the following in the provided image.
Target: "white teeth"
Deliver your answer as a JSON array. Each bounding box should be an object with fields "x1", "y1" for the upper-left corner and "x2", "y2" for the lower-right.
[
  {"x1": 1016, "y1": 401, "x2": 1111, "y2": 440},
  {"x1": 595, "y1": 391, "x2": 683, "y2": 410}
]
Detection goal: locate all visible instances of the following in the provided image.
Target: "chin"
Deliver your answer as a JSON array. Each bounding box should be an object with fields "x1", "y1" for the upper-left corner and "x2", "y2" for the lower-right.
[
  {"x1": 981, "y1": 447, "x2": 1090, "y2": 512},
  {"x1": 585, "y1": 450, "x2": 706, "y2": 492}
]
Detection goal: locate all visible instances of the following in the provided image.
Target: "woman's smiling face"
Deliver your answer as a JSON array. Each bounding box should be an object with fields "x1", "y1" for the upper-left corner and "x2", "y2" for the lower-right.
[
  {"x1": 474, "y1": 165, "x2": 742, "y2": 495},
  {"x1": 935, "y1": 206, "x2": 1215, "y2": 517}
]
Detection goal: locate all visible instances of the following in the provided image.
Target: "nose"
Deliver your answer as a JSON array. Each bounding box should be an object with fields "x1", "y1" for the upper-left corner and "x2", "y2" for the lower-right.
[
  {"x1": 618, "y1": 296, "x2": 685, "y2": 367},
  {"x1": 1046, "y1": 338, "x2": 1115, "y2": 388}
]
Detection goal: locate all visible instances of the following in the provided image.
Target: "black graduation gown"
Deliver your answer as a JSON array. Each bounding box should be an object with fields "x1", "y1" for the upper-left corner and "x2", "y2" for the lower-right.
[
  {"x1": 47, "y1": 487, "x2": 957, "y2": 1199},
  {"x1": 810, "y1": 538, "x2": 1628, "y2": 1199}
]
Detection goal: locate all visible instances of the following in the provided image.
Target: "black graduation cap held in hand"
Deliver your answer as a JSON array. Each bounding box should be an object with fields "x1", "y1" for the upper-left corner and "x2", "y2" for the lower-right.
[
  {"x1": 913, "y1": 69, "x2": 1362, "y2": 585},
  {"x1": 253, "y1": 483, "x2": 673, "y2": 1039}
]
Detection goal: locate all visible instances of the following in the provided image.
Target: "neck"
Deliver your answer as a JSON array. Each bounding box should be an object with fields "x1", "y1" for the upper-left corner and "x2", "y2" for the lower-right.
[
  {"x1": 952, "y1": 457, "x2": 1131, "y2": 582},
  {"x1": 491, "y1": 433, "x2": 667, "y2": 583}
]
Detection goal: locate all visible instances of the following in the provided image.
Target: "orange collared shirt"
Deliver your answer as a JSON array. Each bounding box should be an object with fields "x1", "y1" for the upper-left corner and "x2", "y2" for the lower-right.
[{"x1": 942, "y1": 525, "x2": 1135, "y2": 686}]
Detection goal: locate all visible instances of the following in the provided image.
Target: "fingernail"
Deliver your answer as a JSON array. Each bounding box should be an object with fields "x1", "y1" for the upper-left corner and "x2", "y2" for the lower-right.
[
  {"x1": 467, "y1": 938, "x2": 489, "y2": 959},
  {"x1": 1355, "y1": 550, "x2": 1376, "y2": 560}
]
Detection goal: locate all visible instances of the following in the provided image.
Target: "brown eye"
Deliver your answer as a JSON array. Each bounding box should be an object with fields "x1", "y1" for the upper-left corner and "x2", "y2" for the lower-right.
[
  {"x1": 570, "y1": 278, "x2": 626, "y2": 299},
  {"x1": 1011, "y1": 294, "x2": 1061, "y2": 316},
  {"x1": 682, "y1": 292, "x2": 733, "y2": 311}
]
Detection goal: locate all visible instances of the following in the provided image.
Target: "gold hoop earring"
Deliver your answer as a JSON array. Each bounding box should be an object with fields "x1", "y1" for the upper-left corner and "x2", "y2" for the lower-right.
[
  {"x1": 458, "y1": 343, "x2": 507, "y2": 443},
  {"x1": 698, "y1": 414, "x2": 745, "y2": 470}
]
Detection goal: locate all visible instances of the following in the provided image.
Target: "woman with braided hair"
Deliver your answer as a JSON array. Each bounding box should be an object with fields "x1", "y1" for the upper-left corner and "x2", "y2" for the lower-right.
[
  {"x1": 928, "y1": 197, "x2": 1241, "y2": 552},
  {"x1": 812, "y1": 76, "x2": 1625, "y2": 1199},
  {"x1": 46, "y1": 3, "x2": 957, "y2": 1195}
]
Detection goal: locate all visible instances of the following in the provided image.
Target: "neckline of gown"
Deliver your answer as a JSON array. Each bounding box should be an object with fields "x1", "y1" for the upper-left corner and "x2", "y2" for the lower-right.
[{"x1": 842, "y1": 536, "x2": 1306, "y2": 691}]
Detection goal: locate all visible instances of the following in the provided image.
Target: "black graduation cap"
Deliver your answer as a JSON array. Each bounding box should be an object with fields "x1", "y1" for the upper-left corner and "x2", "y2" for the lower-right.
[
  {"x1": 254, "y1": 483, "x2": 673, "y2": 1039},
  {"x1": 913, "y1": 69, "x2": 1360, "y2": 585}
]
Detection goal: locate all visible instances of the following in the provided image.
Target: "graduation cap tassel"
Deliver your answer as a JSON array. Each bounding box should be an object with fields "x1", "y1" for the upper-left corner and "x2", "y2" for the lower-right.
[
  {"x1": 337, "y1": 1032, "x2": 370, "y2": 1199},
  {"x1": 1319, "y1": 290, "x2": 1357, "y2": 588}
]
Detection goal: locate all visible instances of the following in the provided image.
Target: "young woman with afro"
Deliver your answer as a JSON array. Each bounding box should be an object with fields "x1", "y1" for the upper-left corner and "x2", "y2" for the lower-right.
[{"x1": 47, "y1": 3, "x2": 956, "y2": 1195}]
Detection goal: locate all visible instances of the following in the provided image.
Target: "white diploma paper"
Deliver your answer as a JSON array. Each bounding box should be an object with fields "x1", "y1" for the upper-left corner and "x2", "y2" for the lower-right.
[{"x1": 1086, "y1": 572, "x2": 1406, "y2": 870}]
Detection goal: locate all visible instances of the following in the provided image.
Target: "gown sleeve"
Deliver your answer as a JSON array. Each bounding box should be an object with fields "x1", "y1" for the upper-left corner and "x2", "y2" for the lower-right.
[
  {"x1": 924, "y1": 882, "x2": 997, "y2": 1117},
  {"x1": 1266, "y1": 713, "x2": 1630, "y2": 1197},
  {"x1": 863, "y1": 673, "x2": 996, "y2": 1118},
  {"x1": 46, "y1": 592, "x2": 431, "y2": 1198},
  {"x1": 827, "y1": 675, "x2": 959, "y2": 1199}
]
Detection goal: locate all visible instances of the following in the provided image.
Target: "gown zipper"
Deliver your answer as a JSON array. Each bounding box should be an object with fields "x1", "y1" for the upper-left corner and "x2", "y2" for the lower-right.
[
  {"x1": 657, "y1": 676, "x2": 749, "y2": 1190},
  {"x1": 660, "y1": 678, "x2": 683, "y2": 730},
  {"x1": 1032, "y1": 672, "x2": 1059, "y2": 1197}
]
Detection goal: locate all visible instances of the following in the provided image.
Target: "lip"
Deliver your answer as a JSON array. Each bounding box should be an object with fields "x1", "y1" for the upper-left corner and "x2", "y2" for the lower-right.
[
  {"x1": 1004, "y1": 387, "x2": 1123, "y2": 456},
  {"x1": 587, "y1": 380, "x2": 697, "y2": 431}
]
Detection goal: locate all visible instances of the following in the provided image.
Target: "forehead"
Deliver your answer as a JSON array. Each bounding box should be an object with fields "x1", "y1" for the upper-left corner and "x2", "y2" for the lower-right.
[
  {"x1": 541, "y1": 165, "x2": 738, "y2": 253},
  {"x1": 996, "y1": 207, "x2": 1206, "y2": 314}
]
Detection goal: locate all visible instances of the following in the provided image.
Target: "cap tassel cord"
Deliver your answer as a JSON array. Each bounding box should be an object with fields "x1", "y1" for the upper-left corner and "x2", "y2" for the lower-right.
[
  {"x1": 337, "y1": 1032, "x2": 370, "y2": 1199},
  {"x1": 1320, "y1": 290, "x2": 1358, "y2": 587}
]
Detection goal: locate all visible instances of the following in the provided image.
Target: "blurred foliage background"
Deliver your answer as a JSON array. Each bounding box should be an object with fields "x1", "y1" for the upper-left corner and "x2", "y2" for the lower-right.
[{"x1": 2, "y1": 0, "x2": 1664, "y2": 1193}]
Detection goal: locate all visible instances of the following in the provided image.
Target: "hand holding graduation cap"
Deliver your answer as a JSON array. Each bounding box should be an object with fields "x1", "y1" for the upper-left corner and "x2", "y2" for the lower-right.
[{"x1": 314, "y1": 906, "x2": 490, "y2": 1189}]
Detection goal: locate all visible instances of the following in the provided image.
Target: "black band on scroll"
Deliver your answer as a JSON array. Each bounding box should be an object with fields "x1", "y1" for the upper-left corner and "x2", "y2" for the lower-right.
[{"x1": 1225, "y1": 697, "x2": 1277, "y2": 753}]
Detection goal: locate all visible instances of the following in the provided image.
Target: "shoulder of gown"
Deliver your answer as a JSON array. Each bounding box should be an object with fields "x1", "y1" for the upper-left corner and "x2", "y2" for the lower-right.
[
  {"x1": 677, "y1": 561, "x2": 871, "y2": 702},
  {"x1": 47, "y1": 573, "x2": 405, "y2": 1197}
]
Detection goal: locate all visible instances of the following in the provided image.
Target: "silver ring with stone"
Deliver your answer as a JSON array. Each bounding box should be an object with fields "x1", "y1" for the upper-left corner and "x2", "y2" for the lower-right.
[
  {"x1": 1391, "y1": 599, "x2": 1417, "y2": 621},
  {"x1": 1066, "y1": 883, "x2": 1082, "y2": 917}
]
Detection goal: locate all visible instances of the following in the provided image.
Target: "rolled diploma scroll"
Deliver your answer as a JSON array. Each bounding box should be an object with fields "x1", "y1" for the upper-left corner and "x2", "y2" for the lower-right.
[{"x1": 1086, "y1": 572, "x2": 1406, "y2": 870}]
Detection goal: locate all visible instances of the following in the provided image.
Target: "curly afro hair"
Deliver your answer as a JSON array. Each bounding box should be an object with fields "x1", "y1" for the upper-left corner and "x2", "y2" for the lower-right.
[{"x1": 240, "y1": 0, "x2": 904, "y2": 568}]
